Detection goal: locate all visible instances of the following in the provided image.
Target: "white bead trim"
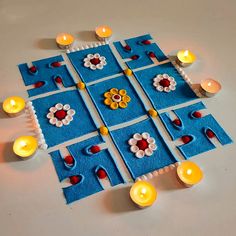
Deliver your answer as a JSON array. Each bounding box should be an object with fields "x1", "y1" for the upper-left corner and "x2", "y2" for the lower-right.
[{"x1": 25, "y1": 101, "x2": 48, "y2": 150}]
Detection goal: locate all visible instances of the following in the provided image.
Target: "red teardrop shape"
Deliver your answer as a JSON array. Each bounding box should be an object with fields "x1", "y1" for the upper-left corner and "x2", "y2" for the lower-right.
[
  {"x1": 70, "y1": 176, "x2": 81, "y2": 185},
  {"x1": 181, "y1": 135, "x2": 192, "y2": 144},
  {"x1": 55, "y1": 76, "x2": 63, "y2": 83},
  {"x1": 131, "y1": 55, "x2": 139, "y2": 60},
  {"x1": 29, "y1": 66, "x2": 37, "y2": 73},
  {"x1": 90, "y1": 145, "x2": 101, "y2": 154},
  {"x1": 173, "y1": 119, "x2": 181, "y2": 126},
  {"x1": 142, "y1": 40, "x2": 151, "y2": 45},
  {"x1": 149, "y1": 52, "x2": 156, "y2": 58},
  {"x1": 34, "y1": 81, "x2": 45, "y2": 88},
  {"x1": 97, "y1": 169, "x2": 107, "y2": 179},
  {"x1": 124, "y1": 45, "x2": 131, "y2": 51},
  {"x1": 193, "y1": 111, "x2": 202, "y2": 118},
  {"x1": 64, "y1": 155, "x2": 74, "y2": 165},
  {"x1": 206, "y1": 129, "x2": 215, "y2": 138},
  {"x1": 51, "y1": 62, "x2": 61, "y2": 67}
]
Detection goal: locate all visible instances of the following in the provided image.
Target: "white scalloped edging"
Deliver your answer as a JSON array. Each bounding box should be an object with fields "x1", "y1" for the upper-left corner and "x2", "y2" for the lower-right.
[
  {"x1": 135, "y1": 162, "x2": 180, "y2": 182},
  {"x1": 171, "y1": 60, "x2": 203, "y2": 98},
  {"x1": 25, "y1": 101, "x2": 48, "y2": 150},
  {"x1": 66, "y1": 41, "x2": 107, "y2": 54}
]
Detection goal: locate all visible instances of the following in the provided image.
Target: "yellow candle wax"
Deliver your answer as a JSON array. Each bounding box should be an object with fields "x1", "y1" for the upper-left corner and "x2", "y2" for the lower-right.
[
  {"x1": 200, "y1": 78, "x2": 221, "y2": 97},
  {"x1": 2, "y1": 96, "x2": 25, "y2": 117},
  {"x1": 177, "y1": 161, "x2": 203, "y2": 187},
  {"x1": 95, "y1": 26, "x2": 112, "y2": 41},
  {"x1": 56, "y1": 33, "x2": 74, "y2": 49},
  {"x1": 130, "y1": 181, "x2": 157, "y2": 208},
  {"x1": 13, "y1": 136, "x2": 38, "y2": 159},
  {"x1": 177, "y1": 50, "x2": 196, "y2": 67}
]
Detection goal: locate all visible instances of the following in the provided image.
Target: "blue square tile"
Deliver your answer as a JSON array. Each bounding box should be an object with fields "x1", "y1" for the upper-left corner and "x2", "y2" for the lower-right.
[
  {"x1": 110, "y1": 118, "x2": 177, "y2": 179},
  {"x1": 18, "y1": 55, "x2": 75, "y2": 97},
  {"x1": 67, "y1": 45, "x2": 122, "y2": 83},
  {"x1": 87, "y1": 75, "x2": 147, "y2": 127},
  {"x1": 133, "y1": 62, "x2": 198, "y2": 110},
  {"x1": 50, "y1": 135, "x2": 124, "y2": 203},
  {"x1": 32, "y1": 90, "x2": 97, "y2": 148}
]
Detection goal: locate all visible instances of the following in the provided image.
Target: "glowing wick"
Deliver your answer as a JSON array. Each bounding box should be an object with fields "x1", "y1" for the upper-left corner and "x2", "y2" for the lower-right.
[
  {"x1": 184, "y1": 50, "x2": 189, "y2": 57},
  {"x1": 140, "y1": 188, "x2": 147, "y2": 198},
  {"x1": 10, "y1": 99, "x2": 16, "y2": 107},
  {"x1": 207, "y1": 82, "x2": 212, "y2": 86},
  {"x1": 102, "y1": 27, "x2": 106, "y2": 33},
  {"x1": 186, "y1": 169, "x2": 192, "y2": 175},
  {"x1": 63, "y1": 35, "x2": 67, "y2": 41},
  {"x1": 20, "y1": 140, "x2": 27, "y2": 148}
]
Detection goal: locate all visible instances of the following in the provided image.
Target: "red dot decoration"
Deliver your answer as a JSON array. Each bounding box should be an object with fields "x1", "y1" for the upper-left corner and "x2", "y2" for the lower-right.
[
  {"x1": 124, "y1": 45, "x2": 131, "y2": 51},
  {"x1": 159, "y1": 79, "x2": 170, "y2": 87},
  {"x1": 136, "y1": 139, "x2": 149, "y2": 151},
  {"x1": 70, "y1": 176, "x2": 81, "y2": 185},
  {"x1": 55, "y1": 110, "x2": 67, "y2": 120},
  {"x1": 51, "y1": 62, "x2": 61, "y2": 67},
  {"x1": 142, "y1": 40, "x2": 151, "y2": 45},
  {"x1": 193, "y1": 111, "x2": 202, "y2": 118},
  {"x1": 90, "y1": 58, "x2": 101, "y2": 65},
  {"x1": 148, "y1": 52, "x2": 156, "y2": 58},
  {"x1": 55, "y1": 76, "x2": 63, "y2": 83},
  {"x1": 181, "y1": 135, "x2": 192, "y2": 144},
  {"x1": 64, "y1": 155, "x2": 74, "y2": 165},
  {"x1": 206, "y1": 129, "x2": 215, "y2": 138},
  {"x1": 97, "y1": 169, "x2": 107, "y2": 179},
  {"x1": 29, "y1": 66, "x2": 37, "y2": 73},
  {"x1": 131, "y1": 55, "x2": 139, "y2": 60},
  {"x1": 34, "y1": 81, "x2": 45, "y2": 88},
  {"x1": 114, "y1": 94, "x2": 121, "y2": 100},
  {"x1": 173, "y1": 119, "x2": 181, "y2": 126},
  {"x1": 90, "y1": 145, "x2": 101, "y2": 154}
]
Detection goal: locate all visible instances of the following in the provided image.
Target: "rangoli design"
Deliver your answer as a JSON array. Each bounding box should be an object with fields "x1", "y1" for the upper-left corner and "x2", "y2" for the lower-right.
[{"x1": 17, "y1": 34, "x2": 232, "y2": 204}]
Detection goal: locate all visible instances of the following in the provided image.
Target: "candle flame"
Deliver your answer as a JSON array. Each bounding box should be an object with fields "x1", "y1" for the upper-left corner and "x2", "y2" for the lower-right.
[
  {"x1": 102, "y1": 27, "x2": 106, "y2": 33},
  {"x1": 207, "y1": 82, "x2": 212, "y2": 86},
  {"x1": 140, "y1": 187, "x2": 147, "y2": 198},
  {"x1": 20, "y1": 140, "x2": 27, "y2": 148},
  {"x1": 63, "y1": 35, "x2": 67, "y2": 41},
  {"x1": 10, "y1": 99, "x2": 16, "y2": 107},
  {"x1": 186, "y1": 169, "x2": 192, "y2": 175},
  {"x1": 184, "y1": 50, "x2": 189, "y2": 57}
]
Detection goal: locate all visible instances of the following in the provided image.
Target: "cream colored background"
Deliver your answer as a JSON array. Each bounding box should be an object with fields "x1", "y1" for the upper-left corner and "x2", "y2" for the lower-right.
[{"x1": 0, "y1": 0, "x2": 236, "y2": 235}]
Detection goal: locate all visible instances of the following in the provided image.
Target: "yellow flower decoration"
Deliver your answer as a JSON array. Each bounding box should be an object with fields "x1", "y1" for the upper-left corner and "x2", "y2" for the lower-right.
[{"x1": 103, "y1": 88, "x2": 131, "y2": 110}]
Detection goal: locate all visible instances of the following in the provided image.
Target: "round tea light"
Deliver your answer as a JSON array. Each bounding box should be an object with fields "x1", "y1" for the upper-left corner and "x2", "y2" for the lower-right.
[
  {"x1": 56, "y1": 33, "x2": 74, "y2": 49},
  {"x1": 200, "y1": 78, "x2": 221, "y2": 97},
  {"x1": 177, "y1": 161, "x2": 203, "y2": 187},
  {"x1": 13, "y1": 136, "x2": 38, "y2": 160},
  {"x1": 176, "y1": 50, "x2": 196, "y2": 67},
  {"x1": 95, "y1": 25, "x2": 112, "y2": 42},
  {"x1": 130, "y1": 180, "x2": 157, "y2": 208},
  {"x1": 2, "y1": 96, "x2": 25, "y2": 117}
]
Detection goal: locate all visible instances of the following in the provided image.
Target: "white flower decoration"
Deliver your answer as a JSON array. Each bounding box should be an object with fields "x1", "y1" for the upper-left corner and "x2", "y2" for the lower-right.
[
  {"x1": 153, "y1": 74, "x2": 177, "y2": 92},
  {"x1": 46, "y1": 103, "x2": 76, "y2": 128},
  {"x1": 83, "y1": 53, "x2": 107, "y2": 70},
  {"x1": 128, "y1": 132, "x2": 157, "y2": 158}
]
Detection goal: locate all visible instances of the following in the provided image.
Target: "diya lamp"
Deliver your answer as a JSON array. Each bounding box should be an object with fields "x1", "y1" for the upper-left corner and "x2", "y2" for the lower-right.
[
  {"x1": 130, "y1": 180, "x2": 157, "y2": 208},
  {"x1": 95, "y1": 25, "x2": 113, "y2": 43},
  {"x1": 2, "y1": 96, "x2": 25, "y2": 117},
  {"x1": 200, "y1": 78, "x2": 221, "y2": 97},
  {"x1": 56, "y1": 33, "x2": 74, "y2": 49},
  {"x1": 176, "y1": 50, "x2": 196, "y2": 67},
  {"x1": 177, "y1": 161, "x2": 203, "y2": 187},
  {"x1": 13, "y1": 136, "x2": 38, "y2": 160}
]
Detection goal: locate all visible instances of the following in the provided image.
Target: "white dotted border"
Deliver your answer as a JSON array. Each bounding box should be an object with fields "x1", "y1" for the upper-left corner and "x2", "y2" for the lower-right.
[
  {"x1": 25, "y1": 101, "x2": 48, "y2": 150},
  {"x1": 171, "y1": 60, "x2": 203, "y2": 98},
  {"x1": 66, "y1": 41, "x2": 108, "y2": 54},
  {"x1": 135, "y1": 162, "x2": 180, "y2": 181}
]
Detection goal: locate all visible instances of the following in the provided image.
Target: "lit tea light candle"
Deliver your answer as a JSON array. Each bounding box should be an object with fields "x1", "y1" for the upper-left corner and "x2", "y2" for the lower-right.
[
  {"x1": 130, "y1": 180, "x2": 157, "y2": 208},
  {"x1": 200, "y1": 78, "x2": 221, "y2": 97},
  {"x1": 176, "y1": 50, "x2": 196, "y2": 67},
  {"x1": 56, "y1": 33, "x2": 74, "y2": 49},
  {"x1": 177, "y1": 161, "x2": 203, "y2": 187},
  {"x1": 95, "y1": 25, "x2": 112, "y2": 42},
  {"x1": 2, "y1": 96, "x2": 25, "y2": 117},
  {"x1": 13, "y1": 136, "x2": 38, "y2": 160}
]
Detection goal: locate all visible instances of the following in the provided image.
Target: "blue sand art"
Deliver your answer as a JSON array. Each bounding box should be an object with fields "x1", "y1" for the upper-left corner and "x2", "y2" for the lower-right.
[
  {"x1": 18, "y1": 55, "x2": 75, "y2": 97},
  {"x1": 50, "y1": 135, "x2": 125, "y2": 204},
  {"x1": 32, "y1": 90, "x2": 97, "y2": 148},
  {"x1": 114, "y1": 34, "x2": 168, "y2": 70},
  {"x1": 110, "y1": 118, "x2": 177, "y2": 179},
  {"x1": 133, "y1": 62, "x2": 198, "y2": 110},
  {"x1": 67, "y1": 44, "x2": 122, "y2": 83},
  {"x1": 159, "y1": 102, "x2": 233, "y2": 159},
  {"x1": 87, "y1": 75, "x2": 147, "y2": 127}
]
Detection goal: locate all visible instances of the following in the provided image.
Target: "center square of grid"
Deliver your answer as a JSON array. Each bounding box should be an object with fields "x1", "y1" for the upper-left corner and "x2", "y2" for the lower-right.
[
  {"x1": 32, "y1": 89, "x2": 97, "y2": 148},
  {"x1": 67, "y1": 44, "x2": 122, "y2": 84},
  {"x1": 87, "y1": 75, "x2": 147, "y2": 127},
  {"x1": 110, "y1": 118, "x2": 178, "y2": 180},
  {"x1": 133, "y1": 62, "x2": 198, "y2": 110}
]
